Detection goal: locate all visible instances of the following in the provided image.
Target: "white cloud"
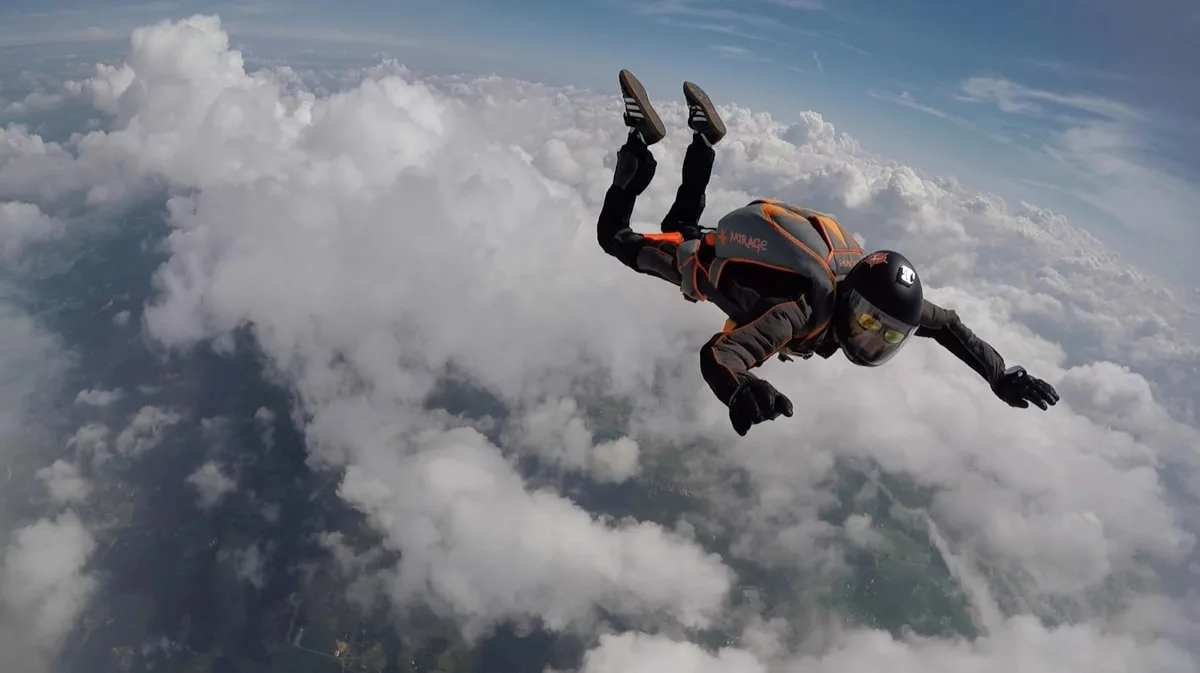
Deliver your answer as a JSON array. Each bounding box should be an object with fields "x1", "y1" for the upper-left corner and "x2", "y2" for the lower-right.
[
  {"x1": 1, "y1": 91, "x2": 67, "y2": 118},
  {"x1": 0, "y1": 68, "x2": 96, "y2": 120},
  {"x1": 0, "y1": 201, "x2": 63, "y2": 262},
  {"x1": 74, "y1": 387, "x2": 124, "y2": 407},
  {"x1": 842, "y1": 514, "x2": 884, "y2": 549},
  {"x1": 634, "y1": 0, "x2": 869, "y2": 55},
  {"x1": 712, "y1": 44, "x2": 769, "y2": 62},
  {"x1": 570, "y1": 631, "x2": 766, "y2": 673},
  {"x1": 0, "y1": 253, "x2": 93, "y2": 671},
  {"x1": 960, "y1": 76, "x2": 1140, "y2": 120},
  {"x1": 0, "y1": 303, "x2": 69, "y2": 449},
  {"x1": 955, "y1": 76, "x2": 1200, "y2": 277},
  {"x1": 186, "y1": 460, "x2": 236, "y2": 509},
  {"x1": 230, "y1": 544, "x2": 266, "y2": 589},
  {"x1": 65, "y1": 422, "x2": 110, "y2": 461},
  {"x1": 0, "y1": 298, "x2": 90, "y2": 657},
  {"x1": 0, "y1": 23, "x2": 126, "y2": 49},
  {"x1": 36, "y1": 460, "x2": 90, "y2": 505},
  {"x1": 763, "y1": 0, "x2": 825, "y2": 9},
  {"x1": 113, "y1": 405, "x2": 182, "y2": 457},
  {"x1": 0, "y1": 513, "x2": 98, "y2": 668},
  {"x1": 336, "y1": 425, "x2": 733, "y2": 639},
  {"x1": 0, "y1": 12, "x2": 1197, "y2": 669},
  {"x1": 506, "y1": 397, "x2": 642, "y2": 483},
  {"x1": 573, "y1": 616, "x2": 1199, "y2": 673},
  {"x1": 866, "y1": 90, "x2": 998, "y2": 138}
]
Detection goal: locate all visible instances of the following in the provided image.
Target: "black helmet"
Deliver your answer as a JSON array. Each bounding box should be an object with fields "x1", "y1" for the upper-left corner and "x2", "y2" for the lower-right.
[{"x1": 832, "y1": 250, "x2": 924, "y2": 367}]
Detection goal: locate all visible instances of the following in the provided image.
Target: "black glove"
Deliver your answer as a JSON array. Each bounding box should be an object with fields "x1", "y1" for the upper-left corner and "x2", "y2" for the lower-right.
[
  {"x1": 728, "y1": 379, "x2": 794, "y2": 436},
  {"x1": 992, "y1": 365, "x2": 1060, "y2": 410}
]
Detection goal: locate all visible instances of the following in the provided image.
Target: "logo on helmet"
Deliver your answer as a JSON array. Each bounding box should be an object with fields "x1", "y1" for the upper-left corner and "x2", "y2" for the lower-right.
[
  {"x1": 863, "y1": 252, "x2": 888, "y2": 266},
  {"x1": 896, "y1": 265, "x2": 916, "y2": 287}
]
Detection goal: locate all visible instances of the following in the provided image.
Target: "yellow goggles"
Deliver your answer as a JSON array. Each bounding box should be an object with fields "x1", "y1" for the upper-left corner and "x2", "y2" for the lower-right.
[{"x1": 856, "y1": 312, "x2": 907, "y2": 344}]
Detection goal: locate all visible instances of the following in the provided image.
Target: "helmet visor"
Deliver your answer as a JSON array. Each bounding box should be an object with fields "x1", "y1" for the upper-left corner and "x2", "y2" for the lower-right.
[{"x1": 841, "y1": 290, "x2": 919, "y2": 366}]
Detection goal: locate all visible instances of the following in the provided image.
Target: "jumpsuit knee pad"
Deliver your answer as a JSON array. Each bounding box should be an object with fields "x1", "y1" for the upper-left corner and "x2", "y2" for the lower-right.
[{"x1": 612, "y1": 141, "x2": 657, "y2": 194}]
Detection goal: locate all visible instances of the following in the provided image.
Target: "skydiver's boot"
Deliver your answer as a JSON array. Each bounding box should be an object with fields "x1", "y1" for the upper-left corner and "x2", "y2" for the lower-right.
[
  {"x1": 619, "y1": 69, "x2": 667, "y2": 146},
  {"x1": 611, "y1": 70, "x2": 662, "y2": 194},
  {"x1": 683, "y1": 80, "x2": 726, "y2": 145},
  {"x1": 599, "y1": 74, "x2": 661, "y2": 269},
  {"x1": 660, "y1": 81, "x2": 724, "y2": 239}
]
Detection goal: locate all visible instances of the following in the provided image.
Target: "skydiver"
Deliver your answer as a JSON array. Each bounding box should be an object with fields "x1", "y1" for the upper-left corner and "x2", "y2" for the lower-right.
[{"x1": 596, "y1": 69, "x2": 1061, "y2": 437}]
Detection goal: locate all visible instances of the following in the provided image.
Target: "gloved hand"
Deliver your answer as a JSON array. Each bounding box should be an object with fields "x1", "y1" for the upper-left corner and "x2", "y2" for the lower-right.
[
  {"x1": 992, "y1": 365, "x2": 1060, "y2": 410},
  {"x1": 728, "y1": 378, "x2": 794, "y2": 436}
]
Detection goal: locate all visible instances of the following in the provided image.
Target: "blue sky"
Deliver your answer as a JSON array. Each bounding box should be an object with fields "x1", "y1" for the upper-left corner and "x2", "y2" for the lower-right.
[{"x1": 2, "y1": 0, "x2": 1199, "y2": 286}]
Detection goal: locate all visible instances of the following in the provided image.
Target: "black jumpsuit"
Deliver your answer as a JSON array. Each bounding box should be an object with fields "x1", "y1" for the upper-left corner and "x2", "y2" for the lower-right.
[{"x1": 596, "y1": 133, "x2": 1009, "y2": 407}]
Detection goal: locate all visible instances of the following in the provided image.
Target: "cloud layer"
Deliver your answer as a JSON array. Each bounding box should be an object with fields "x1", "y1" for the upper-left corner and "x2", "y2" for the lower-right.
[{"x1": 0, "y1": 13, "x2": 1197, "y2": 671}]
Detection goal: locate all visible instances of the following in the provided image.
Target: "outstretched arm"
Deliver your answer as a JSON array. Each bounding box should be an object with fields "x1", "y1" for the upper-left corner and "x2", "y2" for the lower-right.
[
  {"x1": 915, "y1": 298, "x2": 1059, "y2": 410},
  {"x1": 914, "y1": 298, "x2": 1007, "y2": 385}
]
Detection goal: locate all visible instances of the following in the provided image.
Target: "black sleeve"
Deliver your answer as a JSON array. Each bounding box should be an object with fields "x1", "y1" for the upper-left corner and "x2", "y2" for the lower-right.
[
  {"x1": 699, "y1": 295, "x2": 822, "y2": 405},
  {"x1": 596, "y1": 184, "x2": 683, "y2": 284},
  {"x1": 915, "y1": 298, "x2": 1007, "y2": 385}
]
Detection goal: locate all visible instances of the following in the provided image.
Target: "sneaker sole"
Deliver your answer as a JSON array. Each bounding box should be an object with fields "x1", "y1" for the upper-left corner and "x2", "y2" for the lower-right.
[
  {"x1": 683, "y1": 81, "x2": 726, "y2": 142},
  {"x1": 619, "y1": 69, "x2": 666, "y2": 145}
]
